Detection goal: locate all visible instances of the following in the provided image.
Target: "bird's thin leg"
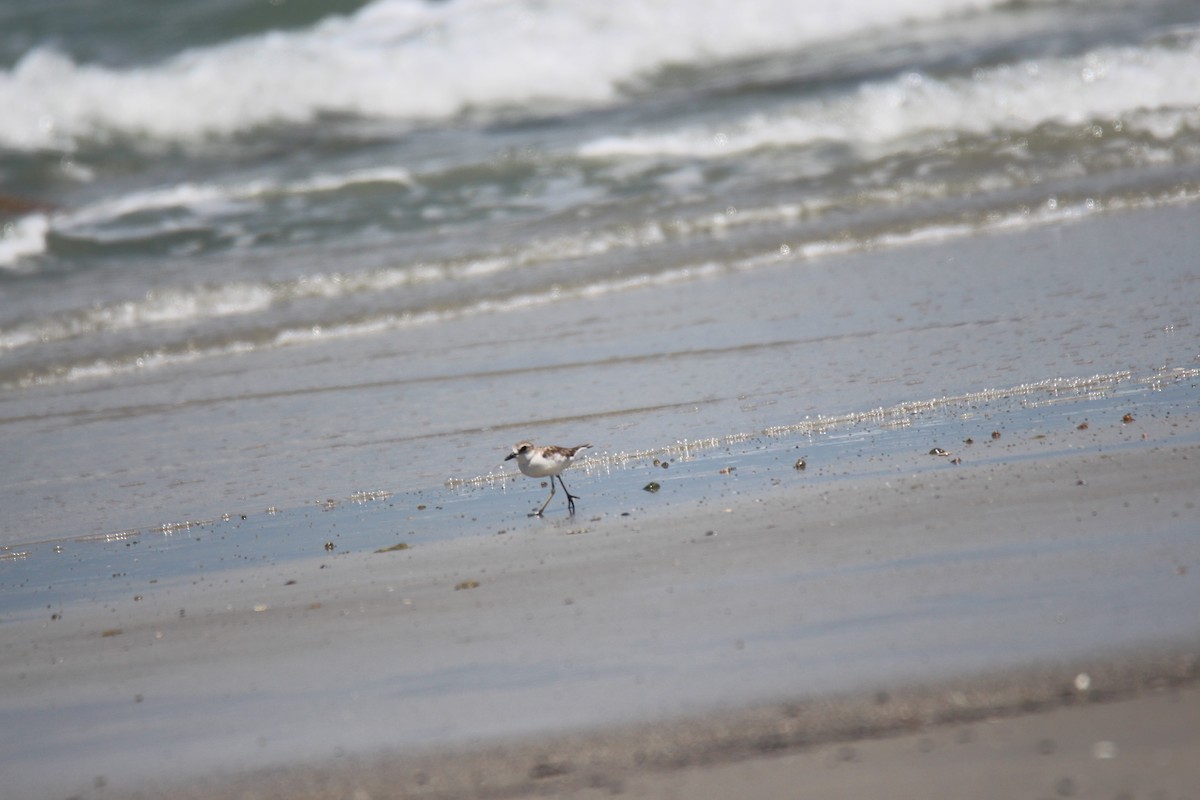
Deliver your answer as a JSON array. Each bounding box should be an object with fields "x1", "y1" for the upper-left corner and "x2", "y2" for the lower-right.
[
  {"x1": 557, "y1": 475, "x2": 580, "y2": 516},
  {"x1": 533, "y1": 478, "x2": 556, "y2": 517}
]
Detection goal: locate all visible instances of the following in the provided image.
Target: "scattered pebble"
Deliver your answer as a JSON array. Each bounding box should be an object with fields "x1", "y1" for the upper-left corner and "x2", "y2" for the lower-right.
[
  {"x1": 454, "y1": 580, "x2": 480, "y2": 591},
  {"x1": 964, "y1": 437, "x2": 974, "y2": 445},
  {"x1": 643, "y1": 481, "x2": 661, "y2": 493},
  {"x1": 374, "y1": 542, "x2": 410, "y2": 553},
  {"x1": 1076, "y1": 422, "x2": 1089, "y2": 430},
  {"x1": 1122, "y1": 413, "x2": 1135, "y2": 423},
  {"x1": 323, "y1": 541, "x2": 335, "y2": 551},
  {"x1": 991, "y1": 431, "x2": 1001, "y2": 440},
  {"x1": 101, "y1": 628, "x2": 122, "y2": 638},
  {"x1": 794, "y1": 458, "x2": 807, "y2": 470},
  {"x1": 929, "y1": 447, "x2": 950, "y2": 457},
  {"x1": 719, "y1": 466, "x2": 736, "y2": 475}
]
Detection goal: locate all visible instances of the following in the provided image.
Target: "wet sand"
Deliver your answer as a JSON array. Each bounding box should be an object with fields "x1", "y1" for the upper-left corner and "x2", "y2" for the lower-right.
[
  {"x1": 148, "y1": 662, "x2": 1200, "y2": 800},
  {"x1": 1, "y1": 202, "x2": 1198, "y2": 799},
  {"x1": 2, "y1": 436, "x2": 1196, "y2": 799}
]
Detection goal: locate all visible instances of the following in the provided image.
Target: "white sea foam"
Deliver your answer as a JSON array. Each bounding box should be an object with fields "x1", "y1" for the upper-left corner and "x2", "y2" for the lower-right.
[
  {"x1": 12, "y1": 187, "x2": 1197, "y2": 391},
  {"x1": 0, "y1": 282, "x2": 276, "y2": 351},
  {"x1": 0, "y1": 0, "x2": 1070, "y2": 150},
  {"x1": 0, "y1": 214, "x2": 50, "y2": 269},
  {"x1": 7, "y1": 179, "x2": 1197, "y2": 359},
  {"x1": 579, "y1": 35, "x2": 1200, "y2": 159},
  {"x1": 63, "y1": 167, "x2": 417, "y2": 227},
  {"x1": 0, "y1": 166, "x2": 418, "y2": 267}
]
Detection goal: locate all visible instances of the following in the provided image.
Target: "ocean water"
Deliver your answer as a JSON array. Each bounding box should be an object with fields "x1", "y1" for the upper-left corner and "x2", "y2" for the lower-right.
[{"x1": 2, "y1": 0, "x2": 1200, "y2": 546}]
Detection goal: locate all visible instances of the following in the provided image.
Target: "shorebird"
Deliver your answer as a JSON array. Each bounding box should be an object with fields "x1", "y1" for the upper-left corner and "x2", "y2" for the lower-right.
[{"x1": 505, "y1": 441, "x2": 591, "y2": 517}]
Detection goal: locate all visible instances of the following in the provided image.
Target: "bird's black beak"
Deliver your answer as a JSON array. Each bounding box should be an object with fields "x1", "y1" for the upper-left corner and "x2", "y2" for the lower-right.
[{"x1": 504, "y1": 452, "x2": 516, "y2": 461}]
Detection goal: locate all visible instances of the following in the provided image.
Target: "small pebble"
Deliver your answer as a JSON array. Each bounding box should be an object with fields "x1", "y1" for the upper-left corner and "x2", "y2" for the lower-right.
[
  {"x1": 643, "y1": 482, "x2": 661, "y2": 493},
  {"x1": 794, "y1": 458, "x2": 807, "y2": 470}
]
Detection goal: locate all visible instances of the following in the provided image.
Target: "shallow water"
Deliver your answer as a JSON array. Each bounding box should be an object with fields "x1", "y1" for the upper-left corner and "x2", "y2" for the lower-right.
[
  {"x1": 2, "y1": 195, "x2": 1197, "y2": 547},
  {"x1": 2, "y1": 363, "x2": 1194, "y2": 618},
  {"x1": 3, "y1": 0, "x2": 1200, "y2": 546}
]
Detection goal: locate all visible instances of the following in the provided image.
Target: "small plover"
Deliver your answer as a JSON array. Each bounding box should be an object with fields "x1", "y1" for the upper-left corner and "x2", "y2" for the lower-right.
[{"x1": 505, "y1": 441, "x2": 591, "y2": 517}]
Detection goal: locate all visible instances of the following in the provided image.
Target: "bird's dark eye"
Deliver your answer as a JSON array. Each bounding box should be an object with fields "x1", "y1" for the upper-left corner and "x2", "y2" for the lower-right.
[{"x1": 519, "y1": 444, "x2": 530, "y2": 453}]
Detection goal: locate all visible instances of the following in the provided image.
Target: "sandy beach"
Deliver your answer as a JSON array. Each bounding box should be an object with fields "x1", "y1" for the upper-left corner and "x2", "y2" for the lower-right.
[
  {"x1": 3, "y1": 5, "x2": 1200, "y2": 791},
  {"x1": 2, "y1": 427, "x2": 1196, "y2": 799},
  {"x1": 2, "y1": 200, "x2": 1199, "y2": 798}
]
